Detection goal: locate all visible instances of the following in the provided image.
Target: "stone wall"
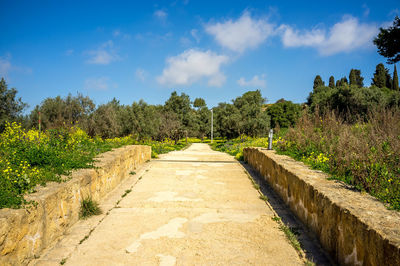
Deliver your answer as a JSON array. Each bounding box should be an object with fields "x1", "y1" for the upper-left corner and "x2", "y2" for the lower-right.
[
  {"x1": 0, "y1": 145, "x2": 151, "y2": 265},
  {"x1": 244, "y1": 147, "x2": 400, "y2": 265}
]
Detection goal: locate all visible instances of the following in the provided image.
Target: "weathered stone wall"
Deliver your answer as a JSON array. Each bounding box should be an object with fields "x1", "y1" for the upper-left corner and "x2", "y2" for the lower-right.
[
  {"x1": 244, "y1": 147, "x2": 400, "y2": 266},
  {"x1": 0, "y1": 145, "x2": 151, "y2": 265}
]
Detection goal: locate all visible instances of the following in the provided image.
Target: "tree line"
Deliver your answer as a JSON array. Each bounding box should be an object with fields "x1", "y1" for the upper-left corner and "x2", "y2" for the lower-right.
[
  {"x1": 307, "y1": 63, "x2": 399, "y2": 120},
  {"x1": 0, "y1": 79, "x2": 283, "y2": 140}
]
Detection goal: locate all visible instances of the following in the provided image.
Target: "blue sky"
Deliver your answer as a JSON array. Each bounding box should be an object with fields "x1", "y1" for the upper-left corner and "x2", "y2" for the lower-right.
[{"x1": 0, "y1": 0, "x2": 399, "y2": 112}]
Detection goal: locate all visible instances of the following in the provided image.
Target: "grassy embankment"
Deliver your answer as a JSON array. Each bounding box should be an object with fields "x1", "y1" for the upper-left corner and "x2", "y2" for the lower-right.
[
  {"x1": 211, "y1": 109, "x2": 400, "y2": 211},
  {"x1": 0, "y1": 122, "x2": 188, "y2": 209}
]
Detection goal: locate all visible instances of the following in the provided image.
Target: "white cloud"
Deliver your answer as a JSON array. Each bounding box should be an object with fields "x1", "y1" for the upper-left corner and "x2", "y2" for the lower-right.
[
  {"x1": 280, "y1": 16, "x2": 378, "y2": 56},
  {"x1": 86, "y1": 40, "x2": 120, "y2": 65},
  {"x1": 154, "y1": 10, "x2": 167, "y2": 21},
  {"x1": 205, "y1": 11, "x2": 275, "y2": 53},
  {"x1": 191, "y1": 29, "x2": 200, "y2": 43},
  {"x1": 237, "y1": 74, "x2": 266, "y2": 88},
  {"x1": 0, "y1": 55, "x2": 12, "y2": 78},
  {"x1": 135, "y1": 68, "x2": 146, "y2": 82},
  {"x1": 84, "y1": 77, "x2": 115, "y2": 91},
  {"x1": 157, "y1": 49, "x2": 229, "y2": 87}
]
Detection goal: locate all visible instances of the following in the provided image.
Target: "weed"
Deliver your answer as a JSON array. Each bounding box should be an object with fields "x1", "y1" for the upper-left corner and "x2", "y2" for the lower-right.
[
  {"x1": 60, "y1": 258, "x2": 67, "y2": 265},
  {"x1": 280, "y1": 223, "x2": 301, "y2": 251},
  {"x1": 122, "y1": 189, "x2": 132, "y2": 198},
  {"x1": 271, "y1": 216, "x2": 281, "y2": 222},
  {"x1": 129, "y1": 171, "x2": 136, "y2": 175},
  {"x1": 259, "y1": 195, "x2": 268, "y2": 201},
  {"x1": 79, "y1": 197, "x2": 102, "y2": 219},
  {"x1": 79, "y1": 235, "x2": 88, "y2": 244}
]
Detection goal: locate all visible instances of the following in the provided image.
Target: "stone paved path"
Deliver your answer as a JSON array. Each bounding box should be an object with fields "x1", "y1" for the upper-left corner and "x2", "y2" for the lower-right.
[{"x1": 34, "y1": 143, "x2": 303, "y2": 265}]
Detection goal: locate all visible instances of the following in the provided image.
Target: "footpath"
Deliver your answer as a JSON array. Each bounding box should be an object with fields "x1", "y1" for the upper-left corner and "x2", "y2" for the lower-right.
[{"x1": 33, "y1": 143, "x2": 302, "y2": 265}]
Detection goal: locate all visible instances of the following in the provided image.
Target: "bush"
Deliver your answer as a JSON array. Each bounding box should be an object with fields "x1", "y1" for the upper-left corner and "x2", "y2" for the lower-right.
[{"x1": 275, "y1": 108, "x2": 400, "y2": 210}]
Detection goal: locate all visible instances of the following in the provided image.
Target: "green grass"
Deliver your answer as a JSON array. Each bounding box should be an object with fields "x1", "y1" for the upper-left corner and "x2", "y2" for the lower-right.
[
  {"x1": 79, "y1": 197, "x2": 102, "y2": 219},
  {"x1": 0, "y1": 123, "x2": 136, "y2": 209}
]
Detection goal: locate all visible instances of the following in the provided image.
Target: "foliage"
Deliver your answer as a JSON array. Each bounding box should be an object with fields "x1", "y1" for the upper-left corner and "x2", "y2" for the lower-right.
[
  {"x1": 29, "y1": 93, "x2": 94, "y2": 131},
  {"x1": 266, "y1": 99, "x2": 302, "y2": 128},
  {"x1": 0, "y1": 78, "x2": 27, "y2": 132},
  {"x1": 307, "y1": 84, "x2": 400, "y2": 120},
  {"x1": 213, "y1": 90, "x2": 270, "y2": 138},
  {"x1": 373, "y1": 16, "x2": 400, "y2": 64},
  {"x1": 372, "y1": 63, "x2": 392, "y2": 89},
  {"x1": 193, "y1": 98, "x2": 206, "y2": 108},
  {"x1": 134, "y1": 138, "x2": 188, "y2": 158},
  {"x1": 274, "y1": 109, "x2": 400, "y2": 210},
  {"x1": 393, "y1": 65, "x2": 399, "y2": 91},
  {"x1": 0, "y1": 122, "x2": 135, "y2": 208},
  {"x1": 328, "y1": 76, "x2": 335, "y2": 88},
  {"x1": 313, "y1": 75, "x2": 324, "y2": 90},
  {"x1": 79, "y1": 197, "x2": 102, "y2": 219},
  {"x1": 349, "y1": 69, "x2": 364, "y2": 88},
  {"x1": 210, "y1": 136, "x2": 270, "y2": 161}
]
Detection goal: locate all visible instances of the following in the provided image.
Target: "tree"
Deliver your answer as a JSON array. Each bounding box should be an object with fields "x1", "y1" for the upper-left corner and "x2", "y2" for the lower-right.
[
  {"x1": 393, "y1": 65, "x2": 399, "y2": 91},
  {"x1": 313, "y1": 75, "x2": 324, "y2": 90},
  {"x1": 266, "y1": 99, "x2": 302, "y2": 128},
  {"x1": 193, "y1": 98, "x2": 206, "y2": 109},
  {"x1": 349, "y1": 69, "x2": 364, "y2": 88},
  {"x1": 372, "y1": 63, "x2": 391, "y2": 88},
  {"x1": 88, "y1": 102, "x2": 120, "y2": 138},
  {"x1": 329, "y1": 76, "x2": 335, "y2": 88},
  {"x1": 29, "y1": 93, "x2": 94, "y2": 130},
  {"x1": 336, "y1": 77, "x2": 348, "y2": 87},
  {"x1": 0, "y1": 78, "x2": 27, "y2": 131},
  {"x1": 373, "y1": 16, "x2": 400, "y2": 64}
]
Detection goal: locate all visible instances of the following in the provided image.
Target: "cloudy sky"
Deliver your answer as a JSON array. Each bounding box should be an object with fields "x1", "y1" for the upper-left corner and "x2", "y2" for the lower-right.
[{"x1": 0, "y1": 0, "x2": 398, "y2": 111}]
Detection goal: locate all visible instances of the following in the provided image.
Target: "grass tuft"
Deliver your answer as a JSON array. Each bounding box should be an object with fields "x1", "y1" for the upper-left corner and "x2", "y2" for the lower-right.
[{"x1": 79, "y1": 197, "x2": 102, "y2": 219}]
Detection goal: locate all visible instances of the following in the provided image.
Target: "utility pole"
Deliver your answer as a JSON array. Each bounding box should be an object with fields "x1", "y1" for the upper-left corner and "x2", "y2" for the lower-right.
[{"x1": 211, "y1": 109, "x2": 213, "y2": 143}]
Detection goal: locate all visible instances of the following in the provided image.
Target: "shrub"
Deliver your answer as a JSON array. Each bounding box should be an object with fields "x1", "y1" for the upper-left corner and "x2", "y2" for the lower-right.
[
  {"x1": 79, "y1": 197, "x2": 102, "y2": 219},
  {"x1": 275, "y1": 108, "x2": 400, "y2": 210}
]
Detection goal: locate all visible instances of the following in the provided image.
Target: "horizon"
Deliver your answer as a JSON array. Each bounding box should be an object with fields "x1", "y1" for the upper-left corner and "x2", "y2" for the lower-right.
[{"x1": 1, "y1": 0, "x2": 399, "y2": 113}]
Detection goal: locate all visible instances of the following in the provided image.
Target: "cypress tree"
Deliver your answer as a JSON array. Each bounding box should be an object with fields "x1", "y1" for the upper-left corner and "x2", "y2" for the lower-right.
[
  {"x1": 313, "y1": 75, "x2": 324, "y2": 91},
  {"x1": 349, "y1": 69, "x2": 357, "y2": 86},
  {"x1": 349, "y1": 69, "x2": 364, "y2": 87},
  {"x1": 372, "y1": 63, "x2": 389, "y2": 88},
  {"x1": 329, "y1": 76, "x2": 335, "y2": 88},
  {"x1": 393, "y1": 65, "x2": 399, "y2": 90}
]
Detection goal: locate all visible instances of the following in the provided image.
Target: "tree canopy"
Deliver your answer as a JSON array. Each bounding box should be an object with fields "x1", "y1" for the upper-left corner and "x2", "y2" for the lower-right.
[
  {"x1": 0, "y1": 78, "x2": 27, "y2": 132},
  {"x1": 373, "y1": 16, "x2": 400, "y2": 64}
]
